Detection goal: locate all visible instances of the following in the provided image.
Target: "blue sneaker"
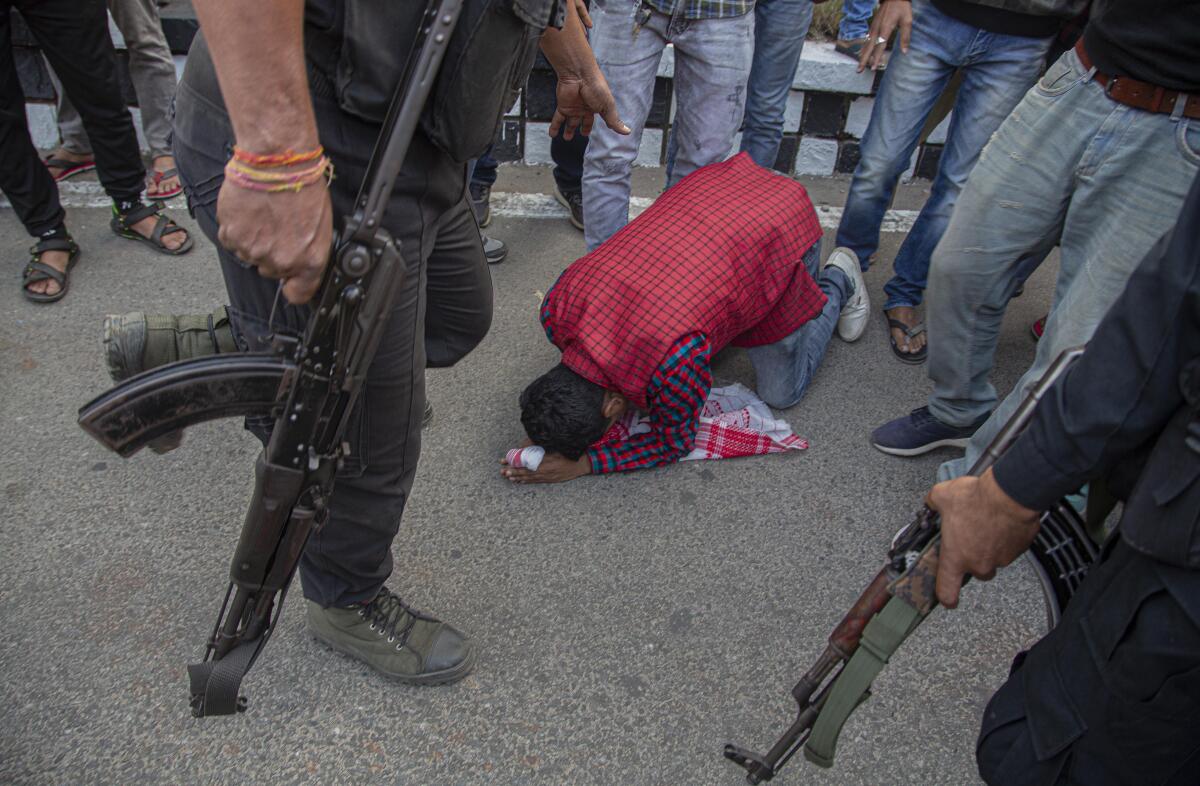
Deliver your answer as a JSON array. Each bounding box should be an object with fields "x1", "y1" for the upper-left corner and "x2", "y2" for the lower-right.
[{"x1": 871, "y1": 406, "x2": 987, "y2": 457}]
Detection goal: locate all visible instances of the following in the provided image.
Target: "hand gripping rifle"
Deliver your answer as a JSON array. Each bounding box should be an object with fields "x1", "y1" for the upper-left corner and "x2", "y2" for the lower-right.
[
  {"x1": 76, "y1": 0, "x2": 463, "y2": 717},
  {"x1": 724, "y1": 347, "x2": 1099, "y2": 783}
]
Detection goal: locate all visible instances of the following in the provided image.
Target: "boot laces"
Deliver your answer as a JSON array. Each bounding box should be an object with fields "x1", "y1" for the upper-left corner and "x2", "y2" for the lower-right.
[{"x1": 360, "y1": 587, "x2": 435, "y2": 647}]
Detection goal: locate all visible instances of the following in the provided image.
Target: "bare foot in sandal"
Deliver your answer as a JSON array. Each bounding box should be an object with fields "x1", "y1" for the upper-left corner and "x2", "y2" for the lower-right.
[
  {"x1": 113, "y1": 202, "x2": 192, "y2": 254},
  {"x1": 147, "y1": 155, "x2": 183, "y2": 200},
  {"x1": 24, "y1": 247, "x2": 70, "y2": 298},
  {"x1": 886, "y1": 305, "x2": 926, "y2": 355},
  {"x1": 129, "y1": 213, "x2": 189, "y2": 251},
  {"x1": 44, "y1": 148, "x2": 95, "y2": 181}
]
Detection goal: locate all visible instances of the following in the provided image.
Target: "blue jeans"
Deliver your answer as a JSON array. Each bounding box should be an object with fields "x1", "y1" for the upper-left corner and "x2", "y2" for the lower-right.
[
  {"x1": 583, "y1": 2, "x2": 754, "y2": 250},
  {"x1": 738, "y1": 0, "x2": 812, "y2": 168},
  {"x1": 748, "y1": 244, "x2": 850, "y2": 408},
  {"x1": 929, "y1": 47, "x2": 1200, "y2": 479},
  {"x1": 835, "y1": 0, "x2": 1049, "y2": 310},
  {"x1": 551, "y1": 128, "x2": 588, "y2": 193},
  {"x1": 468, "y1": 144, "x2": 498, "y2": 187},
  {"x1": 837, "y1": 0, "x2": 875, "y2": 41}
]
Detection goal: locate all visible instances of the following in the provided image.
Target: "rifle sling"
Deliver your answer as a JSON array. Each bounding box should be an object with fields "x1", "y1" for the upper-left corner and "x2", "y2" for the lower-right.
[
  {"x1": 804, "y1": 596, "x2": 925, "y2": 768},
  {"x1": 187, "y1": 638, "x2": 258, "y2": 716}
]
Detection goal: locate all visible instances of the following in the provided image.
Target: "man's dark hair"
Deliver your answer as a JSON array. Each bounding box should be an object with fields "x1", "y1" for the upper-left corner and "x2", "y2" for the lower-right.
[{"x1": 519, "y1": 364, "x2": 609, "y2": 460}]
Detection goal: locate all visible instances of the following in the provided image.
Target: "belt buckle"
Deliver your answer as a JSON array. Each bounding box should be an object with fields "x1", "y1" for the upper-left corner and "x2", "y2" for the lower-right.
[{"x1": 1104, "y1": 76, "x2": 1121, "y2": 99}]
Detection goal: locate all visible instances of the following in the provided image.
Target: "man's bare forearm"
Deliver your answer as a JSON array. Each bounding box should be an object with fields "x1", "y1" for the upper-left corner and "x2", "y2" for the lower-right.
[
  {"x1": 539, "y1": 0, "x2": 592, "y2": 78},
  {"x1": 193, "y1": 0, "x2": 319, "y2": 153}
]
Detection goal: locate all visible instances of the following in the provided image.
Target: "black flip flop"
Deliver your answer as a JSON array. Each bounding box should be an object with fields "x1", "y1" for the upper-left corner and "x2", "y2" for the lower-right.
[
  {"x1": 885, "y1": 313, "x2": 927, "y2": 364},
  {"x1": 110, "y1": 202, "x2": 194, "y2": 256},
  {"x1": 22, "y1": 236, "x2": 81, "y2": 304}
]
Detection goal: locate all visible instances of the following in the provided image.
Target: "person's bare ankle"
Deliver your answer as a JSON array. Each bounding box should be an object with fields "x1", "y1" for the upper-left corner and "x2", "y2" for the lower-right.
[{"x1": 53, "y1": 147, "x2": 90, "y2": 162}]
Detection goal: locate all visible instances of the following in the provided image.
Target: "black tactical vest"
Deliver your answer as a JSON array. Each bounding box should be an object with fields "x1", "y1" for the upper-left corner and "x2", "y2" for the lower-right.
[{"x1": 304, "y1": 0, "x2": 560, "y2": 161}]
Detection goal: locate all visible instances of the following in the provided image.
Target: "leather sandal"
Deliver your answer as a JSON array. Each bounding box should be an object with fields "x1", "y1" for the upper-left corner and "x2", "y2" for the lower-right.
[
  {"x1": 22, "y1": 236, "x2": 80, "y2": 304},
  {"x1": 110, "y1": 202, "x2": 194, "y2": 256},
  {"x1": 885, "y1": 312, "x2": 927, "y2": 364}
]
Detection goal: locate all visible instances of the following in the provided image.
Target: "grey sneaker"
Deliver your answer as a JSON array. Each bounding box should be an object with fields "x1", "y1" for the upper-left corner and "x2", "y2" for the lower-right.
[
  {"x1": 469, "y1": 182, "x2": 492, "y2": 228},
  {"x1": 823, "y1": 247, "x2": 869, "y2": 342},
  {"x1": 307, "y1": 587, "x2": 477, "y2": 685},
  {"x1": 554, "y1": 186, "x2": 584, "y2": 231},
  {"x1": 482, "y1": 234, "x2": 508, "y2": 265}
]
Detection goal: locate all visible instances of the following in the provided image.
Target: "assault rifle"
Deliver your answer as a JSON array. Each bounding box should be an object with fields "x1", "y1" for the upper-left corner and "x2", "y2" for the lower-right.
[
  {"x1": 724, "y1": 347, "x2": 1099, "y2": 782},
  {"x1": 77, "y1": 0, "x2": 463, "y2": 717}
]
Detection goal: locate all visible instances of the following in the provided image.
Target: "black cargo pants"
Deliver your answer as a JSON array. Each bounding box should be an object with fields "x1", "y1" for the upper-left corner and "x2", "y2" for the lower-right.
[
  {"x1": 172, "y1": 35, "x2": 492, "y2": 608},
  {"x1": 0, "y1": 0, "x2": 145, "y2": 237},
  {"x1": 976, "y1": 537, "x2": 1200, "y2": 785}
]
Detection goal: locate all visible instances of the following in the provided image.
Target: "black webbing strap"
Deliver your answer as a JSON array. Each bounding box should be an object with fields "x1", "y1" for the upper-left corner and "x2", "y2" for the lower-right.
[{"x1": 187, "y1": 638, "x2": 258, "y2": 716}]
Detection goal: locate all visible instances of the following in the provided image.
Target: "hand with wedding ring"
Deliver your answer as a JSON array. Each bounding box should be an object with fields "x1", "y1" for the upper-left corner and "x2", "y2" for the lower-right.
[{"x1": 859, "y1": 0, "x2": 913, "y2": 72}]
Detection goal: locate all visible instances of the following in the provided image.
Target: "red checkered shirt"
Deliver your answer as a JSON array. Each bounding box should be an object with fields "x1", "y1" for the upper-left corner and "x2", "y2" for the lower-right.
[{"x1": 540, "y1": 153, "x2": 825, "y2": 474}]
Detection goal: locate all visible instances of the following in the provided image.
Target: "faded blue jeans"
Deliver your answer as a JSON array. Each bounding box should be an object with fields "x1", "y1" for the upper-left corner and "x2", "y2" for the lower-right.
[
  {"x1": 837, "y1": 0, "x2": 876, "y2": 41},
  {"x1": 739, "y1": 0, "x2": 813, "y2": 168},
  {"x1": 748, "y1": 244, "x2": 851, "y2": 408},
  {"x1": 930, "y1": 47, "x2": 1200, "y2": 480},
  {"x1": 583, "y1": 1, "x2": 754, "y2": 250},
  {"x1": 835, "y1": 0, "x2": 1050, "y2": 310}
]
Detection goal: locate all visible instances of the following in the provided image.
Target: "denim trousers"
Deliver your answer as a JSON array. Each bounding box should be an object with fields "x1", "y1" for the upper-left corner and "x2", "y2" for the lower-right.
[
  {"x1": 469, "y1": 130, "x2": 588, "y2": 193},
  {"x1": 834, "y1": 0, "x2": 1049, "y2": 310},
  {"x1": 838, "y1": 0, "x2": 876, "y2": 41},
  {"x1": 747, "y1": 243, "x2": 850, "y2": 409},
  {"x1": 468, "y1": 145, "x2": 499, "y2": 187},
  {"x1": 583, "y1": 1, "x2": 753, "y2": 250},
  {"x1": 738, "y1": 0, "x2": 812, "y2": 169},
  {"x1": 53, "y1": 0, "x2": 177, "y2": 160},
  {"x1": 931, "y1": 47, "x2": 1200, "y2": 480},
  {"x1": 174, "y1": 36, "x2": 493, "y2": 607}
]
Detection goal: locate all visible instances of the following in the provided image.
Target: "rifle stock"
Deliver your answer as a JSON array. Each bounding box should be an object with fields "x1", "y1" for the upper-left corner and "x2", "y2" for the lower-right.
[{"x1": 724, "y1": 347, "x2": 1090, "y2": 783}]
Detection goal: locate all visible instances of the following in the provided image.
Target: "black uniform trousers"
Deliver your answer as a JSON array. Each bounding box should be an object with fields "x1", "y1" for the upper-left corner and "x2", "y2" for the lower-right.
[
  {"x1": 173, "y1": 35, "x2": 492, "y2": 608},
  {"x1": 0, "y1": 0, "x2": 145, "y2": 237},
  {"x1": 977, "y1": 537, "x2": 1200, "y2": 785}
]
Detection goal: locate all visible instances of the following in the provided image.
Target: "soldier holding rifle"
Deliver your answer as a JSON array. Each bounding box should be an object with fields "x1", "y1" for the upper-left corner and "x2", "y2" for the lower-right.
[{"x1": 172, "y1": 0, "x2": 626, "y2": 687}]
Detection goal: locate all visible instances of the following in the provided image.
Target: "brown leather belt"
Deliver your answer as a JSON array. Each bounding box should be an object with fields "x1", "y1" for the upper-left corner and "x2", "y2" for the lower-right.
[{"x1": 1074, "y1": 39, "x2": 1200, "y2": 120}]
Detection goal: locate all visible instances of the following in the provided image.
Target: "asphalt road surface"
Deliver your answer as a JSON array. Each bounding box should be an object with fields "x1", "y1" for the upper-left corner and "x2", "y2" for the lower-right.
[{"x1": 0, "y1": 166, "x2": 1059, "y2": 785}]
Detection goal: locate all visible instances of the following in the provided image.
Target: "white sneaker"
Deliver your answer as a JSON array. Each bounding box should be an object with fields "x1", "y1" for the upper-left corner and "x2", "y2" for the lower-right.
[{"x1": 823, "y1": 247, "x2": 869, "y2": 342}]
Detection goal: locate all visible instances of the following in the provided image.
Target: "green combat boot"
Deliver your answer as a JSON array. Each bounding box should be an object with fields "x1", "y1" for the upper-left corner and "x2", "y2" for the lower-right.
[{"x1": 307, "y1": 587, "x2": 477, "y2": 685}]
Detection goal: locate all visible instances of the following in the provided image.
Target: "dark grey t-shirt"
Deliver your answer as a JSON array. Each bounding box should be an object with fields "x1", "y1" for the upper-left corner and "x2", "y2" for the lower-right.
[{"x1": 1083, "y1": 0, "x2": 1200, "y2": 91}]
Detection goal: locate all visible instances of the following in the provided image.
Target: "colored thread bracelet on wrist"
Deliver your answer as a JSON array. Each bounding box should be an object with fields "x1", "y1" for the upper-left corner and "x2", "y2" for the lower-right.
[
  {"x1": 224, "y1": 157, "x2": 333, "y2": 193},
  {"x1": 231, "y1": 144, "x2": 324, "y2": 167},
  {"x1": 226, "y1": 157, "x2": 329, "y2": 183}
]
